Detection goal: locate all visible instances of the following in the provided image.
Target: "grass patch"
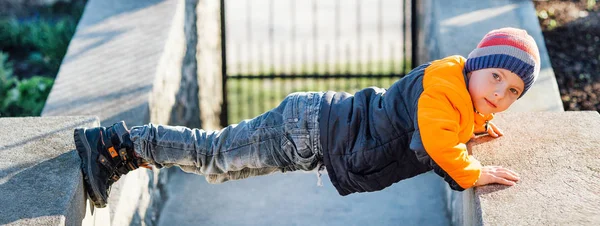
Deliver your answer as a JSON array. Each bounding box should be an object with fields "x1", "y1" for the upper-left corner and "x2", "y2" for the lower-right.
[{"x1": 226, "y1": 76, "x2": 400, "y2": 123}]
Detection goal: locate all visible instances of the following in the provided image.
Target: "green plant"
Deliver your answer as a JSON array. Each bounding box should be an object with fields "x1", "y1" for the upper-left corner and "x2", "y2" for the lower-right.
[
  {"x1": 2, "y1": 76, "x2": 54, "y2": 116},
  {"x1": 0, "y1": 18, "x2": 77, "y2": 76},
  {"x1": 0, "y1": 51, "x2": 54, "y2": 117},
  {"x1": 0, "y1": 1, "x2": 85, "y2": 117}
]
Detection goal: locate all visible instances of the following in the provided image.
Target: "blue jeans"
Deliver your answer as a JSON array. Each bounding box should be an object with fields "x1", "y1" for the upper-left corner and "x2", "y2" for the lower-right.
[{"x1": 129, "y1": 92, "x2": 325, "y2": 184}]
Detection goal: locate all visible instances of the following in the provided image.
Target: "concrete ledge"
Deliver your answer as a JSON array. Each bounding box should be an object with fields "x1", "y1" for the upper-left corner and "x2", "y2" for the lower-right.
[
  {"x1": 41, "y1": 0, "x2": 188, "y2": 225},
  {"x1": 465, "y1": 111, "x2": 600, "y2": 225},
  {"x1": 0, "y1": 116, "x2": 103, "y2": 226},
  {"x1": 417, "y1": 0, "x2": 563, "y2": 112}
]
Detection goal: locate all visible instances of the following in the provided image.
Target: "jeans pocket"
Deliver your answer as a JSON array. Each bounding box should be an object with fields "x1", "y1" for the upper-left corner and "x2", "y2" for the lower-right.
[
  {"x1": 282, "y1": 133, "x2": 317, "y2": 171},
  {"x1": 347, "y1": 161, "x2": 399, "y2": 192}
]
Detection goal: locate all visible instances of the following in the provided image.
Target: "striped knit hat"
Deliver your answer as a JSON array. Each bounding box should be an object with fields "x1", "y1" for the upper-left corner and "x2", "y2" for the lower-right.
[{"x1": 465, "y1": 27, "x2": 540, "y2": 98}]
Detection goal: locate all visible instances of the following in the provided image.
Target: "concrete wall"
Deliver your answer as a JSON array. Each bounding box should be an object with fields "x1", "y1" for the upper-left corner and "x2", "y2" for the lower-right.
[{"x1": 0, "y1": 117, "x2": 103, "y2": 226}]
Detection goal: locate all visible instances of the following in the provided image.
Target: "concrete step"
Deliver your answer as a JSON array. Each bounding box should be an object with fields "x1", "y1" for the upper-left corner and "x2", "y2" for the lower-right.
[{"x1": 158, "y1": 169, "x2": 450, "y2": 226}]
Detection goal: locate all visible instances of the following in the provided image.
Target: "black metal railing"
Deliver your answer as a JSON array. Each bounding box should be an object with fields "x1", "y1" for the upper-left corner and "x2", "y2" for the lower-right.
[{"x1": 221, "y1": 0, "x2": 417, "y2": 125}]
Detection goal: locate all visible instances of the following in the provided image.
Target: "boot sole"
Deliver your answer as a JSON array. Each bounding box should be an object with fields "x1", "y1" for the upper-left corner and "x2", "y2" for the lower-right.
[{"x1": 74, "y1": 128, "x2": 107, "y2": 208}]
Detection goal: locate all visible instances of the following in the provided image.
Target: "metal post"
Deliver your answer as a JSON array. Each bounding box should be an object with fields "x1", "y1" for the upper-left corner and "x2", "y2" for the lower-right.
[
  {"x1": 411, "y1": 0, "x2": 418, "y2": 69},
  {"x1": 220, "y1": 0, "x2": 228, "y2": 127}
]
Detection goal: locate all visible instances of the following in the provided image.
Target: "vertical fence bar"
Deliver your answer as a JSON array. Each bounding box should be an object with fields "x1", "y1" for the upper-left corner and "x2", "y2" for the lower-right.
[
  {"x1": 270, "y1": 0, "x2": 275, "y2": 76},
  {"x1": 279, "y1": 41, "x2": 284, "y2": 106},
  {"x1": 400, "y1": 0, "x2": 411, "y2": 73},
  {"x1": 313, "y1": 0, "x2": 321, "y2": 91},
  {"x1": 354, "y1": 0, "x2": 362, "y2": 91},
  {"x1": 335, "y1": 0, "x2": 340, "y2": 75},
  {"x1": 378, "y1": 0, "x2": 383, "y2": 76},
  {"x1": 325, "y1": 43, "x2": 330, "y2": 77},
  {"x1": 368, "y1": 43, "x2": 373, "y2": 86},
  {"x1": 259, "y1": 42, "x2": 264, "y2": 114},
  {"x1": 288, "y1": 1, "x2": 294, "y2": 95},
  {"x1": 356, "y1": 0, "x2": 362, "y2": 76},
  {"x1": 220, "y1": 0, "x2": 228, "y2": 126},
  {"x1": 345, "y1": 43, "x2": 351, "y2": 75},
  {"x1": 390, "y1": 43, "x2": 396, "y2": 76},
  {"x1": 334, "y1": 0, "x2": 341, "y2": 91},
  {"x1": 246, "y1": 0, "x2": 254, "y2": 119},
  {"x1": 302, "y1": 41, "x2": 308, "y2": 90},
  {"x1": 410, "y1": 0, "x2": 417, "y2": 70},
  {"x1": 291, "y1": 0, "x2": 298, "y2": 92}
]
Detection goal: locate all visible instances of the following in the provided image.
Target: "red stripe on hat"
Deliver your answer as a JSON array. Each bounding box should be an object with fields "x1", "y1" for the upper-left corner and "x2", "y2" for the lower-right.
[
  {"x1": 478, "y1": 36, "x2": 533, "y2": 53},
  {"x1": 478, "y1": 34, "x2": 539, "y2": 61}
]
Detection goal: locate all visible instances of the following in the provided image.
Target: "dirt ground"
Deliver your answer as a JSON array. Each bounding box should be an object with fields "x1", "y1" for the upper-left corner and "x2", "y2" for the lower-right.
[{"x1": 533, "y1": 0, "x2": 600, "y2": 111}]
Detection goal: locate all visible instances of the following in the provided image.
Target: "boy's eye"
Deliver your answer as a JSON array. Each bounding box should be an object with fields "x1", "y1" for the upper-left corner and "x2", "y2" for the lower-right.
[
  {"x1": 510, "y1": 88, "x2": 519, "y2": 95},
  {"x1": 492, "y1": 73, "x2": 500, "y2": 80}
]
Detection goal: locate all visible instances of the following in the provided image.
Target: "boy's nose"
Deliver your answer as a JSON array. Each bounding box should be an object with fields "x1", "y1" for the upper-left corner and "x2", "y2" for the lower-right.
[{"x1": 494, "y1": 90, "x2": 505, "y2": 99}]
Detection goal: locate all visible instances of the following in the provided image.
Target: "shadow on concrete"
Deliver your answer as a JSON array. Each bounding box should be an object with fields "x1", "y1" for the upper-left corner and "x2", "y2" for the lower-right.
[
  {"x1": 0, "y1": 151, "x2": 84, "y2": 225},
  {"x1": 102, "y1": 102, "x2": 150, "y2": 127},
  {"x1": 61, "y1": 28, "x2": 127, "y2": 65},
  {"x1": 61, "y1": 0, "x2": 166, "y2": 65},
  {"x1": 0, "y1": 118, "x2": 97, "y2": 153},
  {"x1": 475, "y1": 184, "x2": 512, "y2": 195},
  {"x1": 43, "y1": 84, "x2": 152, "y2": 117},
  {"x1": 0, "y1": 161, "x2": 38, "y2": 184},
  {"x1": 169, "y1": 0, "x2": 200, "y2": 129},
  {"x1": 79, "y1": 0, "x2": 165, "y2": 28},
  {"x1": 467, "y1": 135, "x2": 496, "y2": 151}
]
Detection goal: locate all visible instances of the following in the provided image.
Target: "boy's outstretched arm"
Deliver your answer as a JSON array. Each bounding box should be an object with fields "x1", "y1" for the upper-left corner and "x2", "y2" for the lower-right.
[{"x1": 474, "y1": 166, "x2": 520, "y2": 186}]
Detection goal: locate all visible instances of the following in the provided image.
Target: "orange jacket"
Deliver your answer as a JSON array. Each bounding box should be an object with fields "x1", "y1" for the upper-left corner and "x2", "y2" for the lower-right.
[{"x1": 414, "y1": 55, "x2": 492, "y2": 189}]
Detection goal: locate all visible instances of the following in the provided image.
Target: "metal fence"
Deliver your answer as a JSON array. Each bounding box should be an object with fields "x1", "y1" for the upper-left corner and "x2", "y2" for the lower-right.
[{"x1": 221, "y1": 0, "x2": 417, "y2": 125}]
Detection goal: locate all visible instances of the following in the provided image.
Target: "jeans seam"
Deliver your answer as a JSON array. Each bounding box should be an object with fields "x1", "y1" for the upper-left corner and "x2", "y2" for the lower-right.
[{"x1": 149, "y1": 134, "x2": 287, "y2": 158}]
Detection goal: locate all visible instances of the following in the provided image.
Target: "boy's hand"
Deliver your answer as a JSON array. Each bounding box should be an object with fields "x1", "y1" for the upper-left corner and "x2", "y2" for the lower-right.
[
  {"x1": 473, "y1": 122, "x2": 504, "y2": 138},
  {"x1": 474, "y1": 166, "x2": 520, "y2": 187},
  {"x1": 486, "y1": 122, "x2": 503, "y2": 138}
]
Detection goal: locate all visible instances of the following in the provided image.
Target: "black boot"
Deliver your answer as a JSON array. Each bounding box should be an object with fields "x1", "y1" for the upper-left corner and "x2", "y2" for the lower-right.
[{"x1": 74, "y1": 121, "x2": 146, "y2": 208}]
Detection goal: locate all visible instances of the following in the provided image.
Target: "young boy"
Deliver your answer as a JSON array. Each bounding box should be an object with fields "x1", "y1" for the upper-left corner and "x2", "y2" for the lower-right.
[{"x1": 75, "y1": 27, "x2": 537, "y2": 208}]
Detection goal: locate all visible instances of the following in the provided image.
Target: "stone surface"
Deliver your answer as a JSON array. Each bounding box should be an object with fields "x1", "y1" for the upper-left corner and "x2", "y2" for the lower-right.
[
  {"x1": 0, "y1": 116, "x2": 99, "y2": 226},
  {"x1": 467, "y1": 111, "x2": 600, "y2": 225}
]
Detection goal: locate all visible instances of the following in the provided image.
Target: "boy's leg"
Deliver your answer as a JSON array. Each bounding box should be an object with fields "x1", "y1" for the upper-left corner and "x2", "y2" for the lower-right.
[
  {"x1": 130, "y1": 92, "x2": 324, "y2": 183},
  {"x1": 75, "y1": 92, "x2": 324, "y2": 208}
]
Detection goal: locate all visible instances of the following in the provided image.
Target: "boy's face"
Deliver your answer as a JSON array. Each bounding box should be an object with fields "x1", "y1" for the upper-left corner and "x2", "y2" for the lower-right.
[{"x1": 467, "y1": 68, "x2": 525, "y2": 115}]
